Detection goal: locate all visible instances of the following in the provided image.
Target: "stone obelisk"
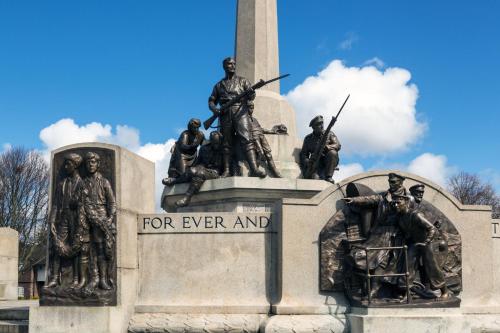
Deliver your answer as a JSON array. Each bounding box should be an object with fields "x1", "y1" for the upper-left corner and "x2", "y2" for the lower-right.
[{"x1": 235, "y1": 0, "x2": 301, "y2": 178}]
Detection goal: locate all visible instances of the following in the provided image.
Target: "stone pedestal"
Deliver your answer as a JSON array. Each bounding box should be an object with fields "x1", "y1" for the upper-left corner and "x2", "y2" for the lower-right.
[
  {"x1": 235, "y1": 0, "x2": 302, "y2": 178},
  {"x1": 29, "y1": 143, "x2": 155, "y2": 333},
  {"x1": 0, "y1": 228, "x2": 18, "y2": 301}
]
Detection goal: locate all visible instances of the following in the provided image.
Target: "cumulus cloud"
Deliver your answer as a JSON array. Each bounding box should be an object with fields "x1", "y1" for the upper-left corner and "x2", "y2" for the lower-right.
[
  {"x1": 286, "y1": 59, "x2": 426, "y2": 157},
  {"x1": 333, "y1": 163, "x2": 365, "y2": 183},
  {"x1": 39, "y1": 118, "x2": 175, "y2": 211},
  {"x1": 406, "y1": 153, "x2": 456, "y2": 187}
]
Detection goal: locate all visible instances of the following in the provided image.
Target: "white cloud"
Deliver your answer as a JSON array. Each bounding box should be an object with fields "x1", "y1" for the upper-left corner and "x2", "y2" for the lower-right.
[
  {"x1": 338, "y1": 32, "x2": 358, "y2": 50},
  {"x1": 406, "y1": 153, "x2": 456, "y2": 187},
  {"x1": 333, "y1": 163, "x2": 365, "y2": 183},
  {"x1": 286, "y1": 59, "x2": 426, "y2": 157},
  {"x1": 363, "y1": 57, "x2": 385, "y2": 69},
  {"x1": 137, "y1": 140, "x2": 176, "y2": 209},
  {"x1": 39, "y1": 118, "x2": 175, "y2": 211}
]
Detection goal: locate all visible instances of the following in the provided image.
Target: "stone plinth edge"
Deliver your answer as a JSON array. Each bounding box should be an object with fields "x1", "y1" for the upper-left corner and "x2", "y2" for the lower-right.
[{"x1": 0, "y1": 227, "x2": 19, "y2": 301}]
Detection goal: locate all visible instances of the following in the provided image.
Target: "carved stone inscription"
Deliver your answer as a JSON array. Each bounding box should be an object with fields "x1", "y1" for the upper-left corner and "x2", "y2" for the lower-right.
[
  {"x1": 139, "y1": 213, "x2": 274, "y2": 234},
  {"x1": 41, "y1": 147, "x2": 117, "y2": 306}
]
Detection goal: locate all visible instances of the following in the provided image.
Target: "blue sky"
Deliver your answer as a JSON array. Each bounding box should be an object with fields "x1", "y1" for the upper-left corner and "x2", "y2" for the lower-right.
[{"x1": 0, "y1": 0, "x2": 499, "y2": 190}]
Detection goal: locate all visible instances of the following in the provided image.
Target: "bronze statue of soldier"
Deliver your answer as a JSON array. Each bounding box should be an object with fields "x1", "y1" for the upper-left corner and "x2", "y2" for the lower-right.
[
  {"x1": 45, "y1": 153, "x2": 83, "y2": 289},
  {"x1": 208, "y1": 57, "x2": 266, "y2": 178},
  {"x1": 80, "y1": 152, "x2": 116, "y2": 292},
  {"x1": 165, "y1": 131, "x2": 224, "y2": 207},
  {"x1": 166, "y1": 118, "x2": 205, "y2": 179},
  {"x1": 393, "y1": 194, "x2": 451, "y2": 299},
  {"x1": 300, "y1": 115, "x2": 341, "y2": 183},
  {"x1": 409, "y1": 184, "x2": 425, "y2": 205},
  {"x1": 249, "y1": 115, "x2": 282, "y2": 178}
]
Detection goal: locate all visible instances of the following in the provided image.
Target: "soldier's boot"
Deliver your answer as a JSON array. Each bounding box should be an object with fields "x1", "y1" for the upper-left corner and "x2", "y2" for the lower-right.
[
  {"x1": 162, "y1": 177, "x2": 176, "y2": 186},
  {"x1": 246, "y1": 150, "x2": 266, "y2": 178},
  {"x1": 324, "y1": 151, "x2": 338, "y2": 183},
  {"x1": 324, "y1": 176, "x2": 335, "y2": 184},
  {"x1": 439, "y1": 286, "x2": 451, "y2": 299},
  {"x1": 44, "y1": 258, "x2": 60, "y2": 288},
  {"x1": 75, "y1": 260, "x2": 89, "y2": 290},
  {"x1": 265, "y1": 153, "x2": 282, "y2": 178},
  {"x1": 98, "y1": 258, "x2": 112, "y2": 290},
  {"x1": 85, "y1": 262, "x2": 99, "y2": 291},
  {"x1": 69, "y1": 258, "x2": 79, "y2": 288},
  {"x1": 175, "y1": 178, "x2": 203, "y2": 207},
  {"x1": 221, "y1": 152, "x2": 231, "y2": 178}
]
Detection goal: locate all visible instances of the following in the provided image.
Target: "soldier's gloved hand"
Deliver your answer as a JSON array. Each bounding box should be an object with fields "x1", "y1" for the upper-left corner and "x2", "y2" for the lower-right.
[{"x1": 211, "y1": 107, "x2": 221, "y2": 115}]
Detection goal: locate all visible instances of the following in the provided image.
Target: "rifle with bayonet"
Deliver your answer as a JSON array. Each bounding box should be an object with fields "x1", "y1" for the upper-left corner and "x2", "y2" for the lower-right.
[
  {"x1": 304, "y1": 94, "x2": 350, "y2": 179},
  {"x1": 203, "y1": 74, "x2": 290, "y2": 130}
]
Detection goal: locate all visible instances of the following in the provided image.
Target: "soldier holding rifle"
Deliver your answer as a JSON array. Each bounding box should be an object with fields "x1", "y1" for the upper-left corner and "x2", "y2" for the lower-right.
[
  {"x1": 207, "y1": 57, "x2": 288, "y2": 178},
  {"x1": 300, "y1": 95, "x2": 348, "y2": 183}
]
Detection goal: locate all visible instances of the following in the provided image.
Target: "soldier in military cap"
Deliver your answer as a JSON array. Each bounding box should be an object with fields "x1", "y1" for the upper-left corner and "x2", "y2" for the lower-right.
[
  {"x1": 300, "y1": 115, "x2": 341, "y2": 182},
  {"x1": 45, "y1": 153, "x2": 83, "y2": 289},
  {"x1": 409, "y1": 184, "x2": 425, "y2": 205}
]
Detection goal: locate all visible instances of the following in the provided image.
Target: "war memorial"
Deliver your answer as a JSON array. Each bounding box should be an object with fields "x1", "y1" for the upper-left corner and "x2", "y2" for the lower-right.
[{"x1": 1, "y1": 0, "x2": 499, "y2": 332}]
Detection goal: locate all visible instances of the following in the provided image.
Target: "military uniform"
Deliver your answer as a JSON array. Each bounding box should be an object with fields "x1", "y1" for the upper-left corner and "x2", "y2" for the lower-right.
[
  {"x1": 208, "y1": 60, "x2": 265, "y2": 178},
  {"x1": 300, "y1": 129, "x2": 341, "y2": 180},
  {"x1": 80, "y1": 167, "x2": 116, "y2": 292},
  {"x1": 46, "y1": 164, "x2": 83, "y2": 288},
  {"x1": 250, "y1": 117, "x2": 281, "y2": 177},
  {"x1": 174, "y1": 137, "x2": 224, "y2": 207},
  {"x1": 209, "y1": 75, "x2": 255, "y2": 153},
  {"x1": 168, "y1": 119, "x2": 205, "y2": 178},
  {"x1": 300, "y1": 115, "x2": 341, "y2": 181},
  {"x1": 397, "y1": 210, "x2": 446, "y2": 291}
]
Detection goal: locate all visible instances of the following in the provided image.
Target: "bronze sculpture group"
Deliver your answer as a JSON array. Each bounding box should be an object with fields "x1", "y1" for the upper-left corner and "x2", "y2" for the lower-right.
[
  {"x1": 320, "y1": 173, "x2": 461, "y2": 307},
  {"x1": 42, "y1": 150, "x2": 116, "y2": 306},
  {"x1": 161, "y1": 57, "x2": 343, "y2": 207},
  {"x1": 42, "y1": 57, "x2": 461, "y2": 309}
]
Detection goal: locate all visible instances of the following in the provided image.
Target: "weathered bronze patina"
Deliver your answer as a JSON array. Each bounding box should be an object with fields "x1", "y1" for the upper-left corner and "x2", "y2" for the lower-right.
[
  {"x1": 166, "y1": 118, "x2": 205, "y2": 179},
  {"x1": 300, "y1": 115, "x2": 341, "y2": 183},
  {"x1": 164, "y1": 131, "x2": 224, "y2": 207},
  {"x1": 319, "y1": 174, "x2": 462, "y2": 307},
  {"x1": 41, "y1": 148, "x2": 117, "y2": 306}
]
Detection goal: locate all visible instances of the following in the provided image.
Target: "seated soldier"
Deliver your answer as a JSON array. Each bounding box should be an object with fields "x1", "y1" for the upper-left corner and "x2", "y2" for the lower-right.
[
  {"x1": 165, "y1": 118, "x2": 205, "y2": 180},
  {"x1": 164, "y1": 131, "x2": 224, "y2": 207},
  {"x1": 300, "y1": 115, "x2": 341, "y2": 183}
]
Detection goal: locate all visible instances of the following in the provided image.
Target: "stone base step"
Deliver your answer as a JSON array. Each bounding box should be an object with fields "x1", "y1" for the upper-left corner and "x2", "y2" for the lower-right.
[
  {"x1": 128, "y1": 313, "x2": 347, "y2": 333},
  {"x1": 128, "y1": 313, "x2": 266, "y2": 333}
]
